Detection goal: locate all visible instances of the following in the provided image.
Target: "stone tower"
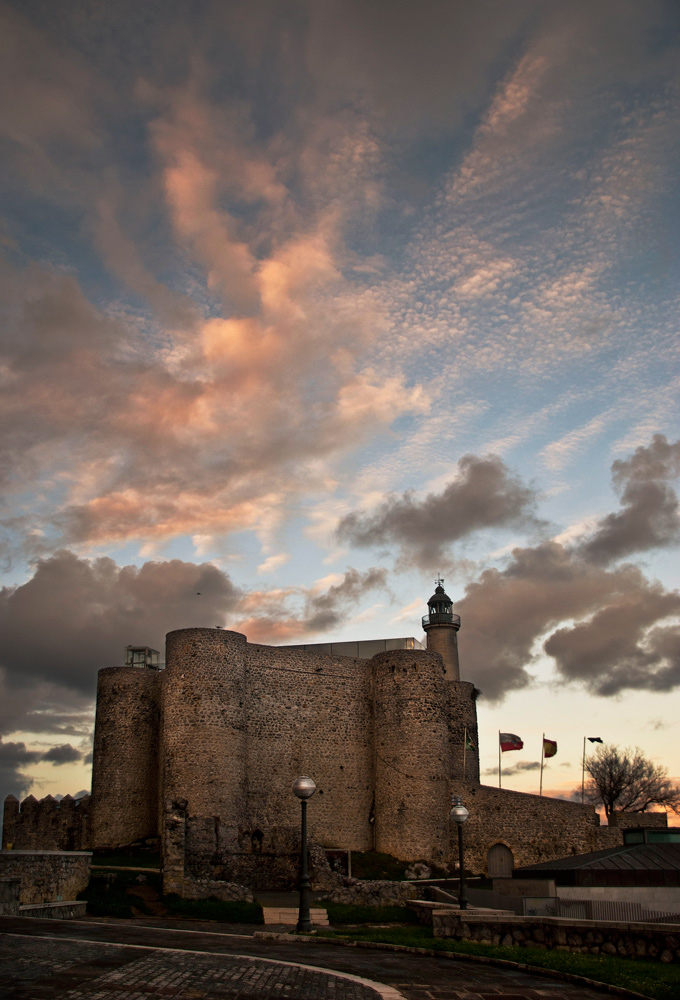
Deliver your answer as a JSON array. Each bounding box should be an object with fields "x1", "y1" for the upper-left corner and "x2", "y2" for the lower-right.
[{"x1": 422, "y1": 578, "x2": 461, "y2": 681}]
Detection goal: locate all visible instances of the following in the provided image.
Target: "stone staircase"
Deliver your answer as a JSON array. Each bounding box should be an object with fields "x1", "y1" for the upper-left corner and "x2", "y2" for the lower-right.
[{"x1": 260, "y1": 906, "x2": 329, "y2": 926}]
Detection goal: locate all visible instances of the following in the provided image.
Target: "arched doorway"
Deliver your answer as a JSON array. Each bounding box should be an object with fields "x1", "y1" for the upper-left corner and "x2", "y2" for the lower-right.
[{"x1": 487, "y1": 842, "x2": 514, "y2": 877}]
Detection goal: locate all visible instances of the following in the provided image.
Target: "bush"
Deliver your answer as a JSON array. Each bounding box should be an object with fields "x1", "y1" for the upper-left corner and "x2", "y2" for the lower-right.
[
  {"x1": 325, "y1": 902, "x2": 419, "y2": 925},
  {"x1": 162, "y1": 894, "x2": 264, "y2": 924},
  {"x1": 77, "y1": 871, "x2": 154, "y2": 918},
  {"x1": 349, "y1": 851, "x2": 414, "y2": 881}
]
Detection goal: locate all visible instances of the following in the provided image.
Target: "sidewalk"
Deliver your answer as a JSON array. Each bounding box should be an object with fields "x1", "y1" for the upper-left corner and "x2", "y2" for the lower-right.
[{"x1": 0, "y1": 915, "x2": 640, "y2": 999}]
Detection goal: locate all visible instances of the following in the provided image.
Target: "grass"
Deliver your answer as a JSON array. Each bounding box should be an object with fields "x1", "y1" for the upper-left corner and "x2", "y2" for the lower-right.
[
  {"x1": 324, "y1": 902, "x2": 419, "y2": 925},
  {"x1": 162, "y1": 894, "x2": 264, "y2": 924},
  {"x1": 316, "y1": 925, "x2": 680, "y2": 1000}
]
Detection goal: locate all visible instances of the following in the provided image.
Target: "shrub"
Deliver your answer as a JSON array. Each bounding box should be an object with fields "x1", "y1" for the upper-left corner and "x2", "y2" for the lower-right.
[{"x1": 162, "y1": 894, "x2": 264, "y2": 924}]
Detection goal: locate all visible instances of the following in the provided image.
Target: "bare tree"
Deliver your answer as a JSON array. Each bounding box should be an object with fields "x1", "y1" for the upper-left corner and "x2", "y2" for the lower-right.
[{"x1": 585, "y1": 744, "x2": 680, "y2": 821}]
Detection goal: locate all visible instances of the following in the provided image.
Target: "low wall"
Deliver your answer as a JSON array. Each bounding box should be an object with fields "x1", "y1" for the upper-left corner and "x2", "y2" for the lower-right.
[
  {"x1": 319, "y1": 878, "x2": 418, "y2": 907},
  {"x1": 0, "y1": 850, "x2": 91, "y2": 905},
  {"x1": 432, "y1": 910, "x2": 680, "y2": 963}
]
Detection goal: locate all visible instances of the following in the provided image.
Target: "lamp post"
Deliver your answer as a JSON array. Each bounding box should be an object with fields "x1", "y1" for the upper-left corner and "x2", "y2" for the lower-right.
[
  {"x1": 292, "y1": 775, "x2": 317, "y2": 932},
  {"x1": 450, "y1": 795, "x2": 469, "y2": 910}
]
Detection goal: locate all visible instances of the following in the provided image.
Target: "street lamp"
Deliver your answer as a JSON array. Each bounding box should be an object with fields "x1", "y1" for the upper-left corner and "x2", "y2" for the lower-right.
[
  {"x1": 450, "y1": 795, "x2": 469, "y2": 910},
  {"x1": 292, "y1": 775, "x2": 317, "y2": 932}
]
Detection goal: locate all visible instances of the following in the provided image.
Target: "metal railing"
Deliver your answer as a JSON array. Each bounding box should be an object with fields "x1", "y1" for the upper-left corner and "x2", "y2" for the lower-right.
[
  {"x1": 422, "y1": 612, "x2": 461, "y2": 628},
  {"x1": 523, "y1": 896, "x2": 680, "y2": 924}
]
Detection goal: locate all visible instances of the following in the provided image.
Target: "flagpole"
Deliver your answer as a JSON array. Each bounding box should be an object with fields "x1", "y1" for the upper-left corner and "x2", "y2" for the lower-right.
[
  {"x1": 581, "y1": 736, "x2": 586, "y2": 804},
  {"x1": 463, "y1": 726, "x2": 467, "y2": 781},
  {"x1": 539, "y1": 733, "x2": 544, "y2": 796},
  {"x1": 498, "y1": 730, "x2": 501, "y2": 788}
]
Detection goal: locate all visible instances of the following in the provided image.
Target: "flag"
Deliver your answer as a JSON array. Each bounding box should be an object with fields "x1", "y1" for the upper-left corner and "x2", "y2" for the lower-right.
[
  {"x1": 465, "y1": 732, "x2": 475, "y2": 751},
  {"x1": 500, "y1": 733, "x2": 523, "y2": 752},
  {"x1": 587, "y1": 736, "x2": 603, "y2": 743},
  {"x1": 543, "y1": 738, "x2": 557, "y2": 758}
]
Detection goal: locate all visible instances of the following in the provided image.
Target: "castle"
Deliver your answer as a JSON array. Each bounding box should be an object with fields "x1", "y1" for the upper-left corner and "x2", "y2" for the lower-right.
[{"x1": 3, "y1": 582, "x2": 635, "y2": 894}]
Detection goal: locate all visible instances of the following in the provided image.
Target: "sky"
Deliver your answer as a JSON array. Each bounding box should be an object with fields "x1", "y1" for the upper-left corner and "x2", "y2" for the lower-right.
[{"x1": 0, "y1": 0, "x2": 679, "y2": 816}]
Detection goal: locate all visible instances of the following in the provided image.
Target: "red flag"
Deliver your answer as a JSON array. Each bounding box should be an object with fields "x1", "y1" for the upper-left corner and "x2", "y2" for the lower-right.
[
  {"x1": 543, "y1": 738, "x2": 557, "y2": 758},
  {"x1": 499, "y1": 732, "x2": 523, "y2": 752}
]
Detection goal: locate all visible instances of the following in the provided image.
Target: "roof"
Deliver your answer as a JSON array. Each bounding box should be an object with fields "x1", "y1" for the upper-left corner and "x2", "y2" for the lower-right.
[{"x1": 515, "y1": 841, "x2": 680, "y2": 887}]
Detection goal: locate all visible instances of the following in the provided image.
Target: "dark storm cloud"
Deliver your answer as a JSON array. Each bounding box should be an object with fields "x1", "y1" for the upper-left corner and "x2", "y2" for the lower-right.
[
  {"x1": 40, "y1": 744, "x2": 83, "y2": 765},
  {"x1": 303, "y1": 567, "x2": 389, "y2": 632},
  {"x1": 580, "y1": 435, "x2": 680, "y2": 564},
  {"x1": 458, "y1": 543, "x2": 680, "y2": 701},
  {"x1": 0, "y1": 550, "x2": 242, "y2": 695},
  {"x1": 483, "y1": 760, "x2": 540, "y2": 777},
  {"x1": 0, "y1": 739, "x2": 41, "y2": 799},
  {"x1": 306, "y1": 0, "x2": 537, "y2": 134},
  {"x1": 337, "y1": 454, "x2": 543, "y2": 567}
]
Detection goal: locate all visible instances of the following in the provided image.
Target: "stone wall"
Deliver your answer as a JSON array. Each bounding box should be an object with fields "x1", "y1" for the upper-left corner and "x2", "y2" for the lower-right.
[
  {"x1": 0, "y1": 877, "x2": 20, "y2": 915},
  {"x1": 446, "y1": 682, "x2": 479, "y2": 785},
  {"x1": 0, "y1": 850, "x2": 91, "y2": 904},
  {"x1": 373, "y1": 649, "x2": 451, "y2": 862},
  {"x1": 320, "y1": 877, "x2": 419, "y2": 907},
  {"x1": 2, "y1": 794, "x2": 90, "y2": 851},
  {"x1": 432, "y1": 909, "x2": 680, "y2": 963},
  {"x1": 90, "y1": 665, "x2": 161, "y2": 849},
  {"x1": 610, "y1": 810, "x2": 669, "y2": 829},
  {"x1": 457, "y1": 782, "x2": 622, "y2": 873},
  {"x1": 244, "y1": 641, "x2": 373, "y2": 854}
]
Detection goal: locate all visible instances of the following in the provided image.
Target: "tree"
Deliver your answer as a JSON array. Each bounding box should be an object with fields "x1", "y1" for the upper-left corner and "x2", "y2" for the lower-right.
[{"x1": 585, "y1": 744, "x2": 680, "y2": 821}]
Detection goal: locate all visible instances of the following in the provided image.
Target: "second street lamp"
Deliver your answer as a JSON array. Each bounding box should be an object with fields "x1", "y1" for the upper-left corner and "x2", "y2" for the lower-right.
[
  {"x1": 292, "y1": 775, "x2": 317, "y2": 933},
  {"x1": 450, "y1": 795, "x2": 469, "y2": 911}
]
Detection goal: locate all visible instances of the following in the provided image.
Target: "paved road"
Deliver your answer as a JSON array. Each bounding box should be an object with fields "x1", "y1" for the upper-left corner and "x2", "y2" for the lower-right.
[{"x1": 0, "y1": 915, "x2": 633, "y2": 999}]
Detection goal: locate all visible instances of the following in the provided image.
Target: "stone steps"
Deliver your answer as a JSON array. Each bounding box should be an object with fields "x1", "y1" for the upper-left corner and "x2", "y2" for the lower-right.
[{"x1": 261, "y1": 906, "x2": 329, "y2": 926}]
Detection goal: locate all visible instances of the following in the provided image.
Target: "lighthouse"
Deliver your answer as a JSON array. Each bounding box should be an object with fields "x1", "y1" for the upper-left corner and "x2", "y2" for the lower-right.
[{"x1": 422, "y1": 577, "x2": 461, "y2": 681}]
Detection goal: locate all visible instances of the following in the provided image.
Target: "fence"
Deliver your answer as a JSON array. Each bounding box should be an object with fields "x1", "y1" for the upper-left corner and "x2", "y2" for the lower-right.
[{"x1": 523, "y1": 895, "x2": 680, "y2": 924}]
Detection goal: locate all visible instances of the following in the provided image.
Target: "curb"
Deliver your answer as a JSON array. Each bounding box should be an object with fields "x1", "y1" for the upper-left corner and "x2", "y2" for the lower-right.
[{"x1": 254, "y1": 930, "x2": 656, "y2": 999}]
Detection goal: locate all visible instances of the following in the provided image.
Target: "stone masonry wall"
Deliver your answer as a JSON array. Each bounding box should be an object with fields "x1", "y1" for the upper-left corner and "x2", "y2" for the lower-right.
[
  {"x1": 446, "y1": 681, "x2": 479, "y2": 785},
  {"x1": 162, "y1": 629, "x2": 248, "y2": 860},
  {"x1": 458, "y1": 782, "x2": 621, "y2": 873},
  {"x1": 90, "y1": 666, "x2": 161, "y2": 850},
  {"x1": 0, "y1": 850, "x2": 91, "y2": 904},
  {"x1": 2, "y1": 794, "x2": 90, "y2": 851},
  {"x1": 244, "y1": 642, "x2": 373, "y2": 854},
  {"x1": 432, "y1": 909, "x2": 680, "y2": 964},
  {"x1": 372, "y1": 649, "x2": 451, "y2": 862}
]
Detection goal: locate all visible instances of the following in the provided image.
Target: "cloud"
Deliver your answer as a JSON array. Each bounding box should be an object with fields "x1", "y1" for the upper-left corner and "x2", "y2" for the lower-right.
[
  {"x1": 0, "y1": 738, "x2": 41, "y2": 800},
  {"x1": 40, "y1": 744, "x2": 83, "y2": 766},
  {"x1": 234, "y1": 566, "x2": 389, "y2": 643},
  {"x1": 483, "y1": 760, "x2": 540, "y2": 777},
  {"x1": 0, "y1": 550, "x2": 242, "y2": 696},
  {"x1": 337, "y1": 453, "x2": 543, "y2": 567},
  {"x1": 580, "y1": 435, "x2": 680, "y2": 563}
]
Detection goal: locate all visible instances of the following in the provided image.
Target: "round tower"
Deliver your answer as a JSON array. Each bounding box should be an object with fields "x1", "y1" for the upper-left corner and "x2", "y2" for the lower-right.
[
  {"x1": 160, "y1": 628, "x2": 248, "y2": 861},
  {"x1": 90, "y1": 665, "x2": 162, "y2": 850},
  {"x1": 372, "y1": 648, "x2": 450, "y2": 861},
  {"x1": 422, "y1": 578, "x2": 461, "y2": 681}
]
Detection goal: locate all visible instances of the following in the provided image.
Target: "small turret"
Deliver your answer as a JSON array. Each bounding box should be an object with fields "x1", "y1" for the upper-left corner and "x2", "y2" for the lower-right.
[{"x1": 422, "y1": 577, "x2": 461, "y2": 680}]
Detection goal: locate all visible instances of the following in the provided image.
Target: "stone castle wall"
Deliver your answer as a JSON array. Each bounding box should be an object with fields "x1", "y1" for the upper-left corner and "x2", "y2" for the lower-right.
[
  {"x1": 458, "y1": 782, "x2": 621, "y2": 873},
  {"x1": 373, "y1": 649, "x2": 451, "y2": 862},
  {"x1": 90, "y1": 666, "x2": 161, "y2": 850},
  {"x1": 2, "y1": 794, "x2": 90, "y2": 851},
  {"x1": 243, "y1": 642, "x2": 374, "y2": 852}
]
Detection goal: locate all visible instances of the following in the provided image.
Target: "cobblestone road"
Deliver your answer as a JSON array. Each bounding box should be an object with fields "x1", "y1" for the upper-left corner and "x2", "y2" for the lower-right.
[{"x1": 0, "y1": 916, "x2": 644, "y2": 1000}]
